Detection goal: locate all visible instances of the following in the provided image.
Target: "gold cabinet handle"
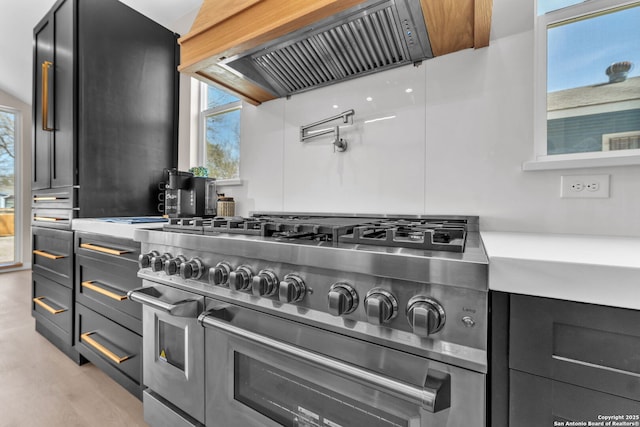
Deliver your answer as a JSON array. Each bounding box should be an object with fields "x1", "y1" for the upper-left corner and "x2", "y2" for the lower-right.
[
  {"x1": 81, "y1": 280, "x2": 128, "y2": 301},
  {"x1": 42, "y1": 61, "x2": 54, "y2": 131},
  {"x1": 33, "y1": 249, "x2": 66, "y2": 260},
  {"x1": 80, "y1": 243, "x2": 130, "y2": 256},
  {"x1": 81, "y1": 332, "x2": 130, "y2": 364},
  {"x1": 33, "y1": 296, "x2": 67, "y2": 314},
  {"x1": 33, "y1": 196, "x2": 67, "y2": 201},
  {"x1": 34, "y1": 216, "x2": 64, "y2": 222}
]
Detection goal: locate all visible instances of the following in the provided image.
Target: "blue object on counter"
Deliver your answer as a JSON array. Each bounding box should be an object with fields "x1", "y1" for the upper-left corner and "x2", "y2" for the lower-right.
[{"x1": 99, "y1": 217, "x2": 168, "y2": 224}]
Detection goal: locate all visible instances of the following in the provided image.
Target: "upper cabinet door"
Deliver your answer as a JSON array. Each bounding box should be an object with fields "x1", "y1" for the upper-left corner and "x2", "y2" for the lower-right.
[
  {"x1": 33, "y1": 17, "x2": 53, "y2": 190},
  {"x1": 33, "y1": 0, "x2": 76, "y2": 191},
  {"x1": 50, "y1": 0, "x2": 75, "y2": 188}
]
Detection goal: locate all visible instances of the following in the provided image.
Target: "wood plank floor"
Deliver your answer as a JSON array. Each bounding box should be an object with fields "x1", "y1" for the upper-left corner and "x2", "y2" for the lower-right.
[{"x1": 0, "y1": 270, "x2": 147, "y2": 427}]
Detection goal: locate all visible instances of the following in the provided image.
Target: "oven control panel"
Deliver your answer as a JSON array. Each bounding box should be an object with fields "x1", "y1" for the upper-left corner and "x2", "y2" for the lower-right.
[{"x1": 137, "y1": 247, "x2": 488, "y2": 354}]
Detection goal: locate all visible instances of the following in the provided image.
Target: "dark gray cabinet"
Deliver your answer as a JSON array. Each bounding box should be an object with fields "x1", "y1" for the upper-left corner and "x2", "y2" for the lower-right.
[
  {"x1": 74, "y1": 231, "x2": 144, "y2": 398},
  {"x1": 32, "y1": 0, "x2": 178, "y2": 219},
  {"x1": 31, "y1": 228, "x2": 81, "y2": 363},
  {"x1": 509, "y1": 294, "x2": 640, "y2": 425},
  {"x1": 31, "y1": 0, "x2": 178, "y2": 363}
]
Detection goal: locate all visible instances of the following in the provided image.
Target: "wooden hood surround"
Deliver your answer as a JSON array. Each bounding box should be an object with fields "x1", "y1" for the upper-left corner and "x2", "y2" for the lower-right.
[{"x1": 178, "y1": 0, "x2": 493, "y2": 105}]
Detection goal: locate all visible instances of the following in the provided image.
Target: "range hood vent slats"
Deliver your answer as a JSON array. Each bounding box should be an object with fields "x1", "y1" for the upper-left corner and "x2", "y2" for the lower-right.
[
  {"x1": 247, "y1": 4, "x2": 412, "y2": 95},
  {"x1": 347, "y1": 21, "x2": 375, "y2": 70},
  {"x1": 221, "y1": 0, "x2": 434, "y2": 98}
]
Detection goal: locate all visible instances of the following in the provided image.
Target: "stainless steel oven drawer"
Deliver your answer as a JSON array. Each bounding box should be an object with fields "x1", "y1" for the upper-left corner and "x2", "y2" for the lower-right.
[
  {"x1": 32, "y1": 226, "x2": 73, "y2": 288},
  {"x1": 75, "y1": 232, "x2": 141, "y2": 265},
  {"x1": 32, "y1": 272, "x2": 73, "y2": 345},
  {"x1": 76, "y1": 254, "x2": 141, "y2": 334},
  {"x1": 129, "y1": 282, "x2": 206, "y2": 424},
  {"x1": 201, "y1": 298, "x2": 484, "y2": 427},
  {"x1": 75, "y1": 303, "x2": 142, "y2": 397},
  {"x1": 143, "y1": 390, "x2": 204, "y2": 427}
]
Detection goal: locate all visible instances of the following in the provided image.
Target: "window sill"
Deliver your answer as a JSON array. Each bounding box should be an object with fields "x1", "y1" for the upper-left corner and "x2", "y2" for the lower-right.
[
  {"x1": 523, "y1": 151, "x2": 640, "y2": 171},
  {"x1": 214, "y1": 178, "x2": 243, "y2": 186}
]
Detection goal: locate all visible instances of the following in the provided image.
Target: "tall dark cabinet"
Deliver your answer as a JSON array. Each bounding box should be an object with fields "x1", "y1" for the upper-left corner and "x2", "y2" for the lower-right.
[{"x1": 31, "y1": 0, "x2": 178, "y2": 363}]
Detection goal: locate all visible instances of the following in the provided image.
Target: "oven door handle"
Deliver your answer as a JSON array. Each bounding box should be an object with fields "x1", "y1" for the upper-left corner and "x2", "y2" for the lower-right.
[
  {"x1": 199, "y1": 306, "x2": 451, "y2": 412},
  {"x1": 127, "y1": 287, "x2": 199, "y2": 317}
]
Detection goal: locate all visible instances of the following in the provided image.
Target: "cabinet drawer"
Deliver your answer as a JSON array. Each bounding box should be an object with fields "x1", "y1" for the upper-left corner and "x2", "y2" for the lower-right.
[
  {"x1": 32, "y1": 208, "x2": 75, "y2": 229},
  {"x1": 75, "y1": 232, "x2": 140, "y2": 265},
  {"x1": 32, "y1": 227, "x2": 73, "y2": 287},
  {"x1": 32, "y1": 272, "x2": 73, "y2": 345},
  {"x1": 75, "y1": 303, "x2": 142, "y2": 394},
  {"x1": 510, "y1": 370, "x2": 640, "y2": 426},
  {"x1": 32, "y1": 187, "x2": 76, "y2": 209},
  {"x1": 76, "y1": 254, "x2": 142, "y2": 334},
  {"x1": 510, "y1": 294, "x2": 640, "y2": 402}
]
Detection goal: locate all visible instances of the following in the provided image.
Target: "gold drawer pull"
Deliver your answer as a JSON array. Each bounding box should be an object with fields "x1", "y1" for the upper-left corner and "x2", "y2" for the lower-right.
[
  {"x1": 82, "y1": 281, "x2": 128, "y2": 301},
  {"x1": 33, "y1": 297, "x2": 67, "y2": 314},
  {"x1": 34, "y1": 216, "x2": 65, "y2": 222},
  {"x1": 33, "y1": 249, "x2": 66, "y2": 260},
  {"x1": 80, "y1": 243, "x2": 130, "y2": 256},
  {"x1": 33, "y1": 196, "x2": 60, "y2": 201},
  {"x1": 81, "y1": 332, "x2": 130, "y2": 364}
]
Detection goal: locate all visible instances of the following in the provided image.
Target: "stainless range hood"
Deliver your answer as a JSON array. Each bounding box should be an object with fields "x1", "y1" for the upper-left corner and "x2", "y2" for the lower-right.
[
  {"x1": 178, "y1": 0, "x2": 492, "y2": 105},
  {"x1": 219, "y1": 0, "x2": 433, "y2": 97}
]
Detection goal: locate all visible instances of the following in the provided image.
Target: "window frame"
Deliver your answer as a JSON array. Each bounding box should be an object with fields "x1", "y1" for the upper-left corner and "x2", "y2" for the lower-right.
[
  {"x1": 0, "y1": 105, "x2": 21, "y2": 268},
  {"x1": 198, "y1": 82, "x2": 243, "y2": 185},
  {"x1": 525, "y1": 0, "x2": 640, "y2": 170}
]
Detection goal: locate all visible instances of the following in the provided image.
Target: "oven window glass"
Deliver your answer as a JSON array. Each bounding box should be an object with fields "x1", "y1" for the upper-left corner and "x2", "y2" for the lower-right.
[
  {"x1": 234, "y1": 353, "x2": 407, "y2": 427},
  {"x1": 158, "y1": 320, "x2": 185, "y2": 371}
]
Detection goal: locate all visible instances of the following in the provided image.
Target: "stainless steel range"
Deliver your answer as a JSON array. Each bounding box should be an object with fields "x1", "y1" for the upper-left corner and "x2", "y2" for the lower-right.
[{"x1": 128, "y1": 213, "x2": 489, "y2": 427}]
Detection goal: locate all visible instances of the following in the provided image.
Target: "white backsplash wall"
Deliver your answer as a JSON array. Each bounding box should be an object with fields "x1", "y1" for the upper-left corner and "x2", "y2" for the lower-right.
[
  {"x1": 281, "y1": 64, "x2": 426, "y2": 214},
  {"x1": 214, "y1": 0, "x2": 640, "y2": 237}
]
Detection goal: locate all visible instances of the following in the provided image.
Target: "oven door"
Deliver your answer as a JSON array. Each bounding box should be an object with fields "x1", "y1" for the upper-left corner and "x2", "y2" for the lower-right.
[
  {"x1": 128, "y1": 281, "x2": 205, "y2": 425},
  {"x1": 199, "y1": 300, "x2": 486, "y2": 427}
]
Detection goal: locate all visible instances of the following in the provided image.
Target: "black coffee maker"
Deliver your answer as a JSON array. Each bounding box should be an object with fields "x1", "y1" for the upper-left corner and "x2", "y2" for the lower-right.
[{"x1": 164, "y1": 169, "x2": 216, "y2": 218}]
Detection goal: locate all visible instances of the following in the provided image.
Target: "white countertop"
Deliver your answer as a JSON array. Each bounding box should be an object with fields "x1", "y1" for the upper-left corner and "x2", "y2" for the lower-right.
[
  {"x1": 72, "y1": 217, "x2": 167, "y2": 240},
  {"x1": 481, "y1": 231, "x2": 640, "y2": 310}
]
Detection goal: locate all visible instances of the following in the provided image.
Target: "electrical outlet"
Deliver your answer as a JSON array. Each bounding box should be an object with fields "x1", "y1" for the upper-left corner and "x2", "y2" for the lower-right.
[{"x1": 561, "y1": 174, "x2": 610, "y2": 198}]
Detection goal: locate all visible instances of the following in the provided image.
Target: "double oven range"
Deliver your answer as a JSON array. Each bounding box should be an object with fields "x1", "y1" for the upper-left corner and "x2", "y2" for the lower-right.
[{"x1": 128, "y1": 213, "x2": 489, "y2": 427}]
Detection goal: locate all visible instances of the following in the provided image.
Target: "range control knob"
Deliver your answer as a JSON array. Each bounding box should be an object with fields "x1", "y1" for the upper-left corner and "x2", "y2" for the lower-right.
[
  {"x1": 406, "y1": 296, "x2": 446, "y2": 337},
  {"x1": 180, "y1": 258, "x2": 205, "y2": 280},
  {"x1": 138, "y1": 251, "x2": 159, "y2": 269},
  {"x1": 150, "y1": 253, "x2": 172, "y2": 272},
  {"x1": 328, "y1": 283, "x2": 358, "y2": 316},
  {"x1": 164, "y1": 255, "x2": 187, "y2": 276},
  {"x1": 364, "y1": 289, "x2": 398, "y2": 325},
  {"x1": 209, "y1": 262, "x2": 232, "y2": 286},
  {"x1": 252, "y1": 270, "x2": 279, "y2": 297},
  {"x1": 279, "y1": 274, "x2": 307, "y2": 303},
  {"x1": 229, "y1": 266, "x2": 253, "y2": 291}
]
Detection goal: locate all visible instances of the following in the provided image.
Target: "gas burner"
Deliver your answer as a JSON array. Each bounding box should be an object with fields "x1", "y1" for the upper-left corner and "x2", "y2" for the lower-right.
[
  {"x1": 164, "y1": 217, "x2": 213, "y2": 234},
  {"x1": 204, "y1": 217, "x2": 267, "y2": 236},
  {"x1": 271, "y1": 230, "x2": 332, "y2": 242}
]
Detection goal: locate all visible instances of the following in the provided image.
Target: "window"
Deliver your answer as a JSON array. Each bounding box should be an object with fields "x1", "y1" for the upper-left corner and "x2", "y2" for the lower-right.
[
  {"x1": 0, "y1": 106, "x2": 19, "y2": 266},
  {"x1": 526, "y1": 0, "x2": 640, "y2": 170},
  {"x1": 200, "y1": 84, "x2": 242, "y2": 182}
]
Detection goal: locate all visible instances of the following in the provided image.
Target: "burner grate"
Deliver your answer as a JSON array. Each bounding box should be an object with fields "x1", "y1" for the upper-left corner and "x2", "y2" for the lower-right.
[
  {"x1": 204, "y1": 218, "x2": 267, "y2": 236},
  {"x1": 339, "y1": 220, "x2": 467, "y2": 252},
  {"x1": 164, "y1": 217, "x2": 213, "y2": 235},
  {"x1": 163, "y1": 215, "x2": 468, "y2": 252}
]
